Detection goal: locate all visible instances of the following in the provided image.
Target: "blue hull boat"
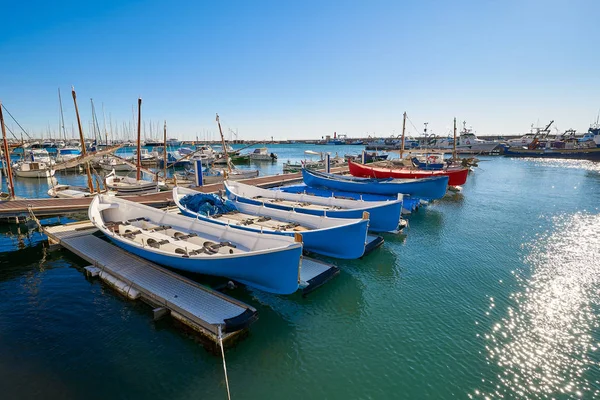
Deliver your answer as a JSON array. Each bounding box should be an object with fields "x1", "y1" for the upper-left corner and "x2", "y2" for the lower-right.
[
  {"x1": 302, "y1": 168, "x2": 448, "y2": 200},
  {"x1": 224, "y1": 181, "x2": 403, "y2": 233},
  {"x1": 89, "y1": 195, "x2": 303, "y2": 294},
  {"x1": 277, "y1": 184, "x2": 422, "y2": 213},
  {"x1": 173, "y1": 187, "x2": 371, "y2": 259},
  {"x1": 411, "y1": 157, "x2": 444, "y2": 170}
]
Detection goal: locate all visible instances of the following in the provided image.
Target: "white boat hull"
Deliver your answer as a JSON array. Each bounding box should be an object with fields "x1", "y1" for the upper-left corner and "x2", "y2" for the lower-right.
[
  {"x1": 15, "y1": 169, "x2": 55, "y2": 178},
  {"x1": 105, "y1": 172, "x2": 158, "y2": 196}
]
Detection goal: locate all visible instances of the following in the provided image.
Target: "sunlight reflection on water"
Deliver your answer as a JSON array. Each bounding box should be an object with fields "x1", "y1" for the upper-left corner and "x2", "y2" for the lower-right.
[
  {"x1": 473, "y1": 213, "x2": 600, "y2": 399},
  {"x1": 527, "y1": 158, "x2": 600, "y2": 173}
]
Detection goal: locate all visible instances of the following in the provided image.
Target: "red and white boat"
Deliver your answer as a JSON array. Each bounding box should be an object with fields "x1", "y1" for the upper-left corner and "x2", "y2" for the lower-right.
[{"x1": 348, "y1": 160, "x2": 469, "y2": 187}]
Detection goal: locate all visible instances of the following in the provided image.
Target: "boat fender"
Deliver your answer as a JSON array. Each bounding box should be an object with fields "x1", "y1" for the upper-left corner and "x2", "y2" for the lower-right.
[{"x1": 362, "y1": 211, "x2": 370, "y2": 220}]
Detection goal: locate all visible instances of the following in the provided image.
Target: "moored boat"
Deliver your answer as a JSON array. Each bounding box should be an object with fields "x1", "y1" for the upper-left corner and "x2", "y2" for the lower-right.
[
  {"x1": 174, "y1": 187, "x2": 371, "y2": 259},
  {"x1": 13, "y1": 161, "x2": 55, "y2": 178},
  {"x1": 48, "y1": 184, "x2": 93, "y2": 198},
  {"x1": 503, "y1": 145, "x2": 600, "y2": 160},
  {"x1": 224, "y1": 180, "x2": 403, "y2": 233},
  {"x1": 348, "y1": 160, "x2": 468, "y2": 187},
  {"x1": 105, "y1": 170, "x2": 159, "y2": 195},
  {"x1": 248, "y1": 147, "x2": 277, "y2": 161},
  {"x1": 302, "y1": 168, "x2": 448, "y2": 200},
  {"x1": 89, "y1": 194, "x2": 303, "y2": 294}
]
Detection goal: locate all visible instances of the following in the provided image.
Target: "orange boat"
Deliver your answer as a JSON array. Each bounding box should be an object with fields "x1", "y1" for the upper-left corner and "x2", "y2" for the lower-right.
[{"x1": 348, "y1": 160, "x2": 469, "y2": 186}]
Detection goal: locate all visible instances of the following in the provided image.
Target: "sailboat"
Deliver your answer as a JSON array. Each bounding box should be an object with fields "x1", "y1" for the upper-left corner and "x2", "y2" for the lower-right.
[{"x1": 105, "y1": 98, "x2": 159, "y2": 195}]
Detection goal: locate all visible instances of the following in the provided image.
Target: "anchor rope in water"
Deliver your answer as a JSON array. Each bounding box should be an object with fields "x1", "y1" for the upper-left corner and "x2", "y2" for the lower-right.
[{"x1": 218, "y1": 325, "x2": 232, "y2": 400}]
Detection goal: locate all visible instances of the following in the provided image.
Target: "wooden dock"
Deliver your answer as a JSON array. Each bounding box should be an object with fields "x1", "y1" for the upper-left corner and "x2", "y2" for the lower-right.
[
  {"x1": 44, "y1": 221, "x2": 258, "y2": 347},
  {"x1": 0, "y1": 167, "x2": 348, "y2": 222}
]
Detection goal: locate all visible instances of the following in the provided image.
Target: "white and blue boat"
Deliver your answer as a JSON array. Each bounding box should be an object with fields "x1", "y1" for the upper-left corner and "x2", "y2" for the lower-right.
[
  {"x1": 89, "y1": 194, "x2": 303, "y2": 295},
  {"x1": 224, "y1": 181, "x2": 403, "y2": 233},
  {"x1": 277, "y1": 184, "x2": 422, "y2": 214},
  {"x1": 173, "y1": 187, "x2": 371, "y2": 259},
  {"x1": 302, "y1": 168, "x2": 448, "y2": 200}
]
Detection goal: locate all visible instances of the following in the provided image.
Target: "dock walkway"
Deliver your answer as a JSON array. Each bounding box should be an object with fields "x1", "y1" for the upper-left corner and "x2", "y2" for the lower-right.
[{"x1": 44, "y1": 221, "x2": 258, "y2": 345}]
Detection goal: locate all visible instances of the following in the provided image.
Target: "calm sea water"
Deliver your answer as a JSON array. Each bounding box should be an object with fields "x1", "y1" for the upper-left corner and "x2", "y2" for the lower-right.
[{"x1": 1, "y1": 148, "x2": 599, "y2": 399}]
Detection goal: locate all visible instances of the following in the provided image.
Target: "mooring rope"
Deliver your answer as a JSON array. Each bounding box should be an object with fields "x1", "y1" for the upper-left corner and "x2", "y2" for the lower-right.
[
  {"x1": 27, "y1": 206, "x2": 43, "y2": 231},
  {"x1": 217, "y1": 325, "x2": 232, "y2": 400}
]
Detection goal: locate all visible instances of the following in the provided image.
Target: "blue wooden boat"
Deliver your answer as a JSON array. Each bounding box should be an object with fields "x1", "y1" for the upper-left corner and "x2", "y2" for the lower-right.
[
  {"x1": 224, "y1": 181, "x2": 403, "y2": 233},
  {"x1": 302, "y1": 168, "x2": 448, "y2": 200},
  {"x1": 173, "y1": 187, "x2": 370, "y2": 259},
  {"x1": 277, "y1": 184, "x2": 422, "y2": 213},
  {"x1": 89, "y1": 194, "x2": 303, "y2": 294},
  {"x1": 411, "y1": 157, "x2": 444, "y2": 170}
]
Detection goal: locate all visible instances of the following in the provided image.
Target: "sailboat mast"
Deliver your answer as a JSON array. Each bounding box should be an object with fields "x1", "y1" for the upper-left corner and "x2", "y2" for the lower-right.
[
  {"x1": 102, "y1": 103, "x2": 108, "y2": 145},
  {"x1": 58, "y1": 88, "x2": 67, "y2": 141},
  {"x1": 400, "y1": 111, "x2": 407, "y2": 159},
  {"x1": 71, "y1": 87, "x2": 94, "y2": 193},
  {"x1": 453, "y1": 117, "x2": 457, "y2": 160},
  {"x1": 163, "y1": 120, "x2": 167, "y2": 180},
  {"x1": 136, "y1": 98, "x2": 142, "y2": 181},
  {"x1": 0, "y1": 102, "x2": 15, "y2": 199},
  {"x1": 215, "y1": 113, "x2": 231, "y2": 172}
]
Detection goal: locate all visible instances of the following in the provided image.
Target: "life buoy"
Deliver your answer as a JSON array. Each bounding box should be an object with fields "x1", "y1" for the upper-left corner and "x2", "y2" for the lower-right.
[{"x1": 427, "y1": 155, "x2": 436, "y2": 162}]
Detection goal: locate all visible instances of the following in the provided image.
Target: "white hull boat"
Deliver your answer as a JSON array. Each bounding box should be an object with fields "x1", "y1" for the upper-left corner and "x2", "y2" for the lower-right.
[
  {"x1": 13, "y1": 161, "x2": 56, "y2": 178},
  {"x1": 89, "y1": 194, "x2": 303, "y2": 294},
  {"x1": 48, "y1": 184, "x2": 93, "y2": 198},
  {"x1": 99, "y1": 157, "x2": 135, "y2": 171},
  {"x1": 105, "y1": 170, "x2": 158, "y2": 196}
]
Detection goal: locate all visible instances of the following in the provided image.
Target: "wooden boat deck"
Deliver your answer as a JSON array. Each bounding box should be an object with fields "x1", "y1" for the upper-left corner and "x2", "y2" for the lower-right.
[
  {"x1": 44, "y1": 221, "x2": 258, "y2": 345},
  {"x1": 0, "y1": 167, "x2": 348, "y2": 222}
]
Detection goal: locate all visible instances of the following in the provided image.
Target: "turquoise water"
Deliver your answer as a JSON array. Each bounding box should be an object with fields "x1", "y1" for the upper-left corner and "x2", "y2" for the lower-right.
[{"x1": 1, "y1": 153, "x2": 600, "y2": 399}]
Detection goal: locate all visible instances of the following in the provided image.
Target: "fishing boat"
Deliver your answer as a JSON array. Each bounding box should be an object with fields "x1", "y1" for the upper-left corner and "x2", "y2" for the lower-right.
[
  {"x1": 224, "y1": 180, "x2": 403, "y2": 233},
  {"x1": 248, "y1": 147, "x2": 277, "y2": 161},
  {"x1": 13, "y1": 161, "x2": 55, "y2": 178},
  {"x1": 348, "y1": 160, "x2": 469, "y2": 187},
  {"x1": 174, "y1": 187, "x2": 370, "y2": 259},
  {"x1": 89, "y1": 194, "x2": 303, "y2": 294},
  {"x1": 503, "y1": 143, "x2": 600, "y2": 160},
  {"x1": 48, "y1": 184, "x2": 92, "y2": 198},
  {"x1": 302, "y1": 168, "x2": 448, "y2": 200},
  {"x1": 105, "y1": 170, "x2": 158, "y2": 195}
]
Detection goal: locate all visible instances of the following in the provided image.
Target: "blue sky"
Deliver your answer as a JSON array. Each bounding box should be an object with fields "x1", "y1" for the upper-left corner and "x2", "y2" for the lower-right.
[{"x1": 1, "y1": 0, "x2": 599, "y2": 141}]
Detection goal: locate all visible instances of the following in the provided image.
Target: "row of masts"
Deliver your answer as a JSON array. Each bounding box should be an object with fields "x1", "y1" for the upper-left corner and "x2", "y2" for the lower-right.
[{"x1": 1, "y1": 88, "x2": 233, "y2": 200}]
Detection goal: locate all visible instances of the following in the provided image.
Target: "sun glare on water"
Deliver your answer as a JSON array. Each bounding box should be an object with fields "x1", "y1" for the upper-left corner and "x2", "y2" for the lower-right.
[{"x1": 473, "y1": 213, "x2": 600, "y2": 399}]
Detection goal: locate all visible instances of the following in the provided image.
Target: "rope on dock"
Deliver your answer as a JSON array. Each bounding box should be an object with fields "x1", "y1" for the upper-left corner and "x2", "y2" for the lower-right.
[
  {"x1": 27, "y1": 206, "x2": 43, "y2": 231},
  {"x1": 217, "y1": 325, "x2": 232, "y2": 400}
]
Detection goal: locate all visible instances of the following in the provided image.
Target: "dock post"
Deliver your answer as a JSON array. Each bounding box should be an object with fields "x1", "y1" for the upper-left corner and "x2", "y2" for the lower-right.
[
  {"x1": 325, "y1": 153, "x2": 330, "y2": 173},
  {"x1": 361, "y1": 150, "x2": 366, "y2": 164},
  {"x1": 195, "y1": 159, "x2": 203, "y2": 186}
]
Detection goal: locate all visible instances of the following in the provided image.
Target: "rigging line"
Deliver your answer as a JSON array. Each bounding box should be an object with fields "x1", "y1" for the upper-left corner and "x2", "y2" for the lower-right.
[
  {"x1": 4, "y1": 123, "x2": 20, "y2": 141},
  {"x1": 218, "y1": 325, "x2": 232, "y2": 400},
  {"x1": 405, "y1": 115, "x2": 422, "y2": 136},
  {"x1": 1, "y1": 104, "x2": 32, "y2": 139}
]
